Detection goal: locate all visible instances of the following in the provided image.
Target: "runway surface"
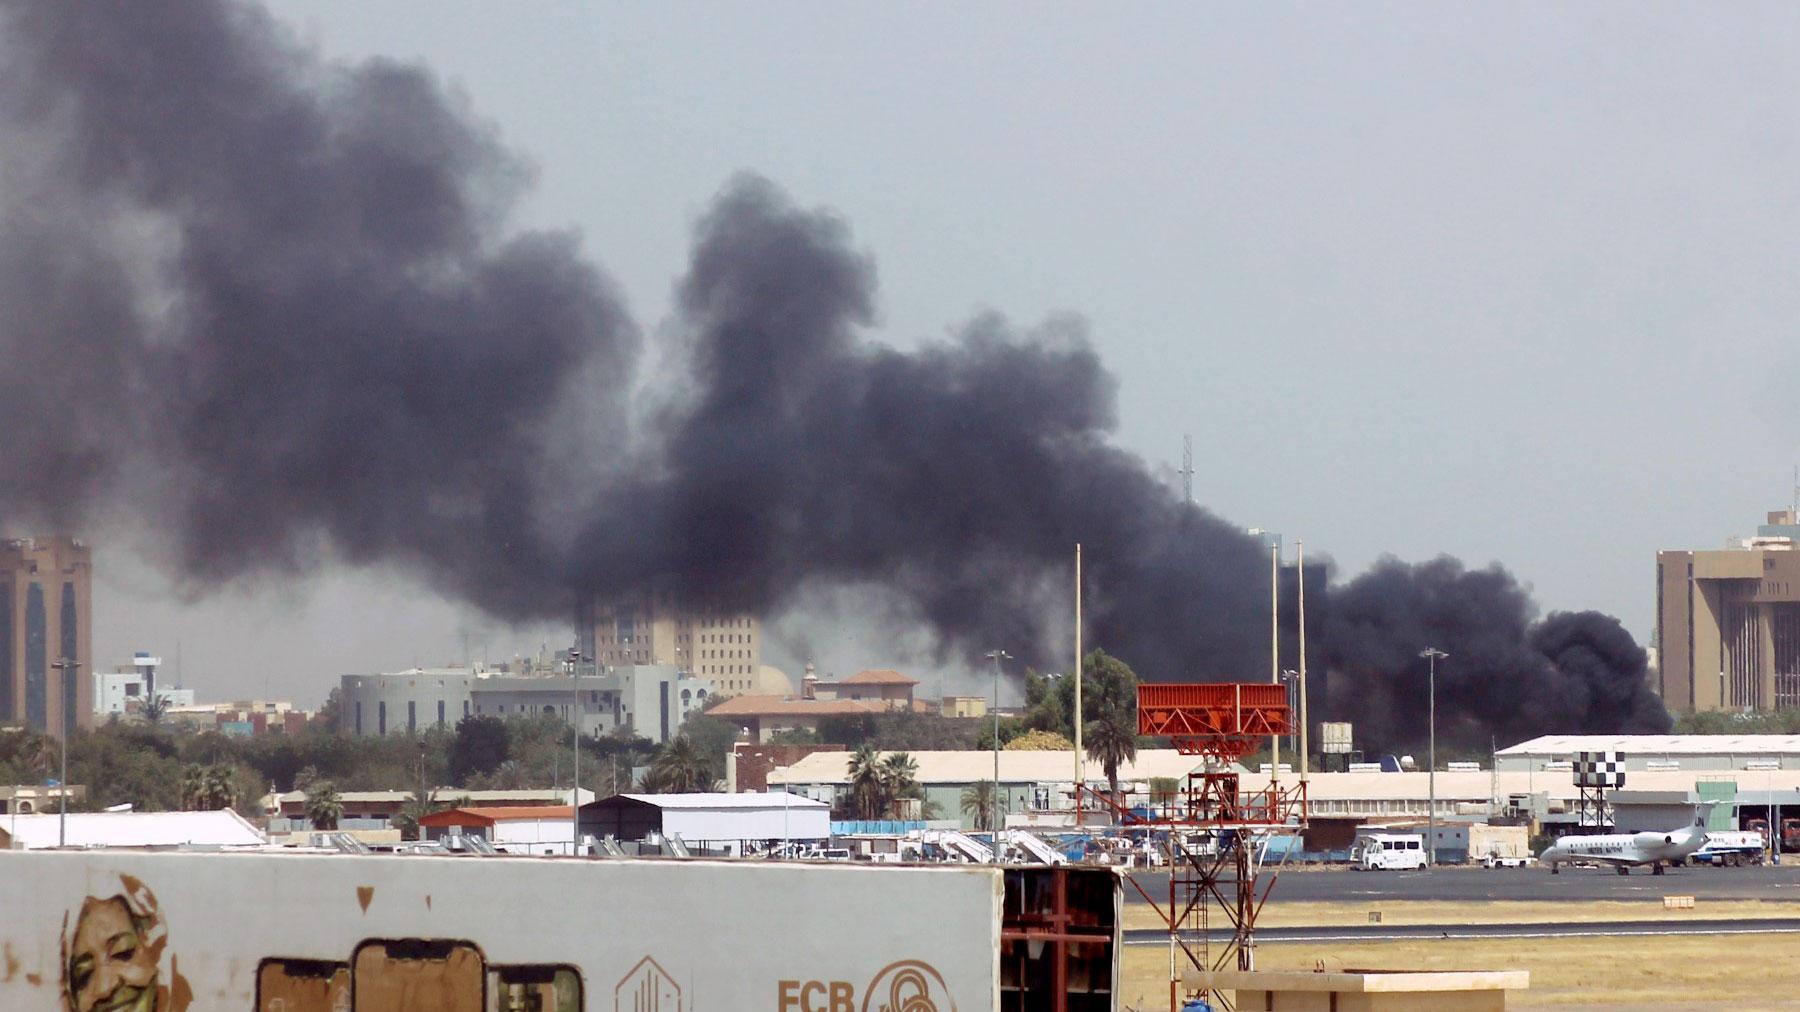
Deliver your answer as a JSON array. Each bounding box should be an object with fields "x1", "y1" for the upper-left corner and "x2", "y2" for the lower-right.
[
  {"x1": 1124, "y1": 863, "x2": 1800, "y2": 903},
  {"x1": 1120, "y1": 917, "x2": 1800, "y2": 945}
]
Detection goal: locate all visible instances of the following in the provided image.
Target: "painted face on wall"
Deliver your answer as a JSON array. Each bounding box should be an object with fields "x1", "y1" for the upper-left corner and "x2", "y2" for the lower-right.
[{"x1": 65, "y1": 897, "x2": 159, "y2": 1012}]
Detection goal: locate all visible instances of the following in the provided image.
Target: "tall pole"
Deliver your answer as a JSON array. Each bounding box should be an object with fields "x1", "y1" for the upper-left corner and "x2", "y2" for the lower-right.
[
  {"x1": 569, "y1": 647, "x2": 585, "y2": 857},
  {"x1": 1297, "y1": 540, "x2": 1309, "y2": 783},
  {"x1": 1074, "y1": 544, "x2": 1083, "y2": 826},
  {"x1": 1270, "y1": 541, "x2": 1280, "y2": 784},
  {"x1": 1420, "y1": 648, "x2": 1447, "y2": 867},
  {"x1": 987, "y1": 649, "x2": 1011, "y2": 859},
  {"x1": 51, "y1": 658, "x2": 80, "y2": 848}
]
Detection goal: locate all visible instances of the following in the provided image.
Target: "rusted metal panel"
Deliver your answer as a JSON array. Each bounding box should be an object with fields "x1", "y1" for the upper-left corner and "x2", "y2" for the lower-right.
[{"x1": 1137, "y1": 682, "x2": 1292, "y2": 757}]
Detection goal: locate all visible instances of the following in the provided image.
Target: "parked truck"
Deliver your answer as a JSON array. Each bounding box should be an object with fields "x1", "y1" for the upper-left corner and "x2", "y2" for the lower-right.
[{"x1": 1689, "y1": 830, "x2": 1766, "y2": 867}]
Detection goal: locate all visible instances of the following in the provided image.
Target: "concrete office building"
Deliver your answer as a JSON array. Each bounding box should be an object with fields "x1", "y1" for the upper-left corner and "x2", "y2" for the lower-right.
[
  {"x1": 0, "y1": 537, "x2": 92, "y2": 739},
  {"x1": 339, "y1": 668, "x2": 475, "y2": 737},
  {"x1": 339, "y1": 664, "x2": 712, "y2": 744},
  {"x1": 93, "y1": 655, "x2": 195, "y2": 717},
  {"x1": 1657, "y1": 509, "x2": 1800, "y2": 712},
  {"x1": 581, "y1": 594, "x2": 767, "y2": 694}
]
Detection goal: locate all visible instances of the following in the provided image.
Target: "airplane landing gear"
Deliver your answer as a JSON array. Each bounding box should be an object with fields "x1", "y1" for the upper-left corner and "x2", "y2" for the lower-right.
[
  {"x1": 1652, "y1": 862, "x2": 1665, "y2": 876},
  {"x1": 1616, "y1": 865, "x2": 1630, "y2": 875}
]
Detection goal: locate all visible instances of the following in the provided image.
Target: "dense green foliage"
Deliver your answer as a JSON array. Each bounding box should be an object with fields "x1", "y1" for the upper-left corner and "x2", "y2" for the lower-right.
[
  {"x1": 842, "y1": 745, "x2": 926, "y2": 819},
  {"x1": 0, "y1": 705, "x2": 687, "y2": 815},
  {"x1": 0, "y1": 647, "x2": 1154, "y2": 818}
]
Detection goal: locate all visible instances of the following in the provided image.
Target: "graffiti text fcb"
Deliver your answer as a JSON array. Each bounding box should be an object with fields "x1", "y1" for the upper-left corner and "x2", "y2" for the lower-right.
[{"x1": 778, "y1": 960, "x2": 955, "y2": 1012}]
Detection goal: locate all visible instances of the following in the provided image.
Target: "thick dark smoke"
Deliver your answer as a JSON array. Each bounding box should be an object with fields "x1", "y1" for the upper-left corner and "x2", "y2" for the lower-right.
[
  {"x1": 0, "y1": 0, "x2": 632, "y2": 614},
  {"x1": 1321, "y1": 558, "x2": 1670, "y2": 751},
  {"x1": 0, "y1": 0, "x2": 1667, "y2": 748}
]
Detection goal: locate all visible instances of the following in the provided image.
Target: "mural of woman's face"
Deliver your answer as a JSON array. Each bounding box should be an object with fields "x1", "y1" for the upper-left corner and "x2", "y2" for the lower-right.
[{"x1": 66, "y1": 898, "x2": 158, "y2": 1012}]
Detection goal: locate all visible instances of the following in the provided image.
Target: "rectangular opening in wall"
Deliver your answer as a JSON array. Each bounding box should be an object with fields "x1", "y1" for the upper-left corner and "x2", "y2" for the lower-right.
[
  {"x1": 352, "y1": 938, "x2": 485, "y2": 1012},
  {"x1": 257, "y1": 958, "x2": 349, "y2": 1012},
  {"x1": 488, "y1": 964, "x2": 583, "y2": 1012}
]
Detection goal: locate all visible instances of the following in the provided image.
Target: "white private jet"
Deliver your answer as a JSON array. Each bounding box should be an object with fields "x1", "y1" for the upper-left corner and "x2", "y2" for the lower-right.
[{"x1": 1539, "y1": 821, "x2": 1709, "y2": 876}]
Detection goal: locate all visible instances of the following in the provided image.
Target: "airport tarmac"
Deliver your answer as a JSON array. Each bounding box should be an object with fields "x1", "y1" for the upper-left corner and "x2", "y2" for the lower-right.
[
  {"x1": 1121, "y1": 916, "x2": 1800, "y2": 945},
  {"x1": 1126, "y1": 863, "x2": 1800, "y2": 902}
]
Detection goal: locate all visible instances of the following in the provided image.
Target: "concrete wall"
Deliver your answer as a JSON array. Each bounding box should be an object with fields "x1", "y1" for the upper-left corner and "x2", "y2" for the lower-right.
[{"x1": 0, "y1": 850, "x2": 1007, "y2": 1008}]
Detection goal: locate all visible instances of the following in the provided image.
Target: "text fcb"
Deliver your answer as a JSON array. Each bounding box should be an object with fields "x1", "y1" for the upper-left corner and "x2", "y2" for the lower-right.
[{"x1": 777, "y1": 960, "x2": 955, "y2": 1012}]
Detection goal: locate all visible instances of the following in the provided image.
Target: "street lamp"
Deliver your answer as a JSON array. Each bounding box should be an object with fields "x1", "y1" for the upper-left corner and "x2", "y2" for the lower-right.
[
  {"x1": 568, "y1": 647, "x2": 586, "y2": 857},
  {"x1": 1280, "y1": 670, "x2": 1299, "y2": 764},
  {"x1": 986, "y1": 649, "x2": 1011, "y2": 861},
  {"x1": 1419, "y1": 648, "x2": 1447, "y2": 867},
  {"x1": 50, "y1": 657, "x2": 81, "y2": 848}
]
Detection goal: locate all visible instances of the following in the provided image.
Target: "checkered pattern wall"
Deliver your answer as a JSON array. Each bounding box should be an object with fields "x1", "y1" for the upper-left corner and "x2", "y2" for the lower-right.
[{"x1": 1573, "y1": 751, "x2": 1625, "y2": 788}]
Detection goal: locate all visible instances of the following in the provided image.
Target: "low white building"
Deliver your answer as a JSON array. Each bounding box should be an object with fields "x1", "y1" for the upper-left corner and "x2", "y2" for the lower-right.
[
  {"x1": 419, "y1": 805, "x2": 577, "y2": 856},
  {"x1": 580, "y1": 792, "x2": 831, "y2": 852},
  {"x1": 1498, "y1": 734, "x2": 1800, "y2": 773},
  {"x1": 0, "y1": 809, "x2": 265, "y2": 850},
  {"x1": 92, "y1": 666, "x2": 194, "y2": 716}
]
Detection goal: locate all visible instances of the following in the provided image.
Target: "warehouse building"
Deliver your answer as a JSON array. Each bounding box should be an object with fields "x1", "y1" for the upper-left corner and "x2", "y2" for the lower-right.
[
  {"x1": 579, "y1": 792, "x2": 830, "y2": 854},
  {"x1": 1496, "y1": 734, "x2": 1800, "y2": 772}
]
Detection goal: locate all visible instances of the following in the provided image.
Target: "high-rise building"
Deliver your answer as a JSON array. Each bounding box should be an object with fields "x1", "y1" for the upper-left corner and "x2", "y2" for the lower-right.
[
  {"x1": 0, "y1": 536, "x2": 93, "y2": 739},
  {"x1": 586, "y1": 594, "x2": 765, "y2": 695},
  {"x1": 1657, "y1": 510, "x2": 1800, "y2": 713}
]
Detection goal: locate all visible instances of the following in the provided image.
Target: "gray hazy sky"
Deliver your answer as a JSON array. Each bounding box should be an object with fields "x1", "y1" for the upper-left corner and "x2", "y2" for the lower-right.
[{"x1": 99, "y1": 3, "x2": 1800, "y2": 703}]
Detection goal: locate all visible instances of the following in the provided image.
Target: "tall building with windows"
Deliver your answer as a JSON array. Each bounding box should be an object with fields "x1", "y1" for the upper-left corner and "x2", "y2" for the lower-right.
[
  {"x1": 585, "y1": 594, "x2": 765, "y2": 695},
  {"x1": 1657, "y1": 510, "x2": 1800, "y2": 713},
  {"x1": 0, "y1": 536, "x2": 93, "y2": 739}
]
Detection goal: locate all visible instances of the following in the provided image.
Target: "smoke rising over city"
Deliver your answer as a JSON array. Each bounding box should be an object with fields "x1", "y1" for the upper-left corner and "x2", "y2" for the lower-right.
[{"x1": 0, "y1": 0, "x2": 1668, "y2": 748}]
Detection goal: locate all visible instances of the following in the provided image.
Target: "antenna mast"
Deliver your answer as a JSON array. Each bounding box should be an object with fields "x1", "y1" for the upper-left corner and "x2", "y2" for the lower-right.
[{"x1": 1180, "y1": 434, "x2": 1195, "y2": 505}]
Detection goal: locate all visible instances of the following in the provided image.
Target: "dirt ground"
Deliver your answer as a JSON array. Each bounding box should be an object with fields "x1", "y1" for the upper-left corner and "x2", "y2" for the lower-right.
[{"x1": 1119, "y1": 932, "x2": 1800, "y2": 1010}]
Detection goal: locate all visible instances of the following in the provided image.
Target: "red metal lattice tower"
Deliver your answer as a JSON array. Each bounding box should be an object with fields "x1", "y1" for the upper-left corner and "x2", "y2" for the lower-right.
[{"x1": 1084, "y1": 682, "x2": 1308, "y2": 1012}]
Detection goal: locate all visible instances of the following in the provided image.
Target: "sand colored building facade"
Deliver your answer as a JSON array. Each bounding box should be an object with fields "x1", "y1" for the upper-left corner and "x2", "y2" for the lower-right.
[
  {"x1": 0, "y1": 537, "x2": 93, "y2": 739},
  {"x1": 581, "y1": 593, "x2": 767, "y2": 694},
  {"x1": 1657, "y1": 510, "x2": 1800, "y2": 713}
]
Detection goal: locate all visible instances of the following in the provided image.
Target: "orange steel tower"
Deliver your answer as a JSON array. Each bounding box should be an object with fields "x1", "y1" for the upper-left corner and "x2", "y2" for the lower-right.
[{"x1": 1085, "y1": 683, "x2": 1307, "y2": 1011}]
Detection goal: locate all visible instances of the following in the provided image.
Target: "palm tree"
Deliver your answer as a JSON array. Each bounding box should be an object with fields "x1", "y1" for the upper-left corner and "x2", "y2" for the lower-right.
[
  {"x1": 304, "y1": 781, "x2": 344, "y2": 830},
  {"x1": 140, "y1": 695, "x2": 170, "y2": 726},
  {"x1": 178, "y1": 764, "x2": 206, "y2": 811},
  {"x1": 1084, "y1": 714, "x2": 1138, "y2": 802},
  {"x1": 846, "y1": 745, "x2": 884, "y2": 820},
  {"x1": 392, "y1": 787, "x2": 456, "y2": 841},
  {"x1": 199, "y1": 764, "x2": 237, "y2": 811},
  {"x1": 648, "y1": 736, "x2": 712, "y2": 793},
  {"x1": 878, "y1": 752, "x2": 921, "y2": 818},
  {"x1": 961, "y1": 780, "x2": 1002, "y2": 831}
]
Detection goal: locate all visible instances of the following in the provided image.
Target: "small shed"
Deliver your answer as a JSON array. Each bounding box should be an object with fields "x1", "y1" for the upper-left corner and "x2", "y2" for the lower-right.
[
  {"x1": 580, "y1": 793, "x2": 829, "y2": 851},
  {"x1": 417, "y1": 806, "x2": 576, "y2": 855}
]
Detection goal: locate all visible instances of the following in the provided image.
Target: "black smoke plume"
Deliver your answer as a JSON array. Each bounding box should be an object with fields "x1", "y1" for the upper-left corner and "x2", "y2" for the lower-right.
[
  {"x1": 1321, "y1": 558, "x2": 1669, "y2": 751},
  {"x1": 0, "y1": 0, "x2": 1667, "y2": 749}
]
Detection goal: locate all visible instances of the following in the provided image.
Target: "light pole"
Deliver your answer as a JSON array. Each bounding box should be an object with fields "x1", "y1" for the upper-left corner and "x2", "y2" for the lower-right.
[
  {"x1": 1280, "y1": 670, "x2": 1299, "y2": 765},
  {"x1": 50, "y1": 657, "x2": 81, "y2": 848},
  {"x1": 1419, "y1": 648, "x2": 1446, "y2": 867},
  {"x1": 568, "y1": 647, "x2": 586, "y2": 857},
  {"x1": 986, "y1": 649, "x2": 1011, "y2": 861}
]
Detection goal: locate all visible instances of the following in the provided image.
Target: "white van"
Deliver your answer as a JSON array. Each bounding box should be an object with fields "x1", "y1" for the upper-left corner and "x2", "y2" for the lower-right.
[{"x1": 1354, "y1": 833, "x2": 1428, "y2": 870}]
